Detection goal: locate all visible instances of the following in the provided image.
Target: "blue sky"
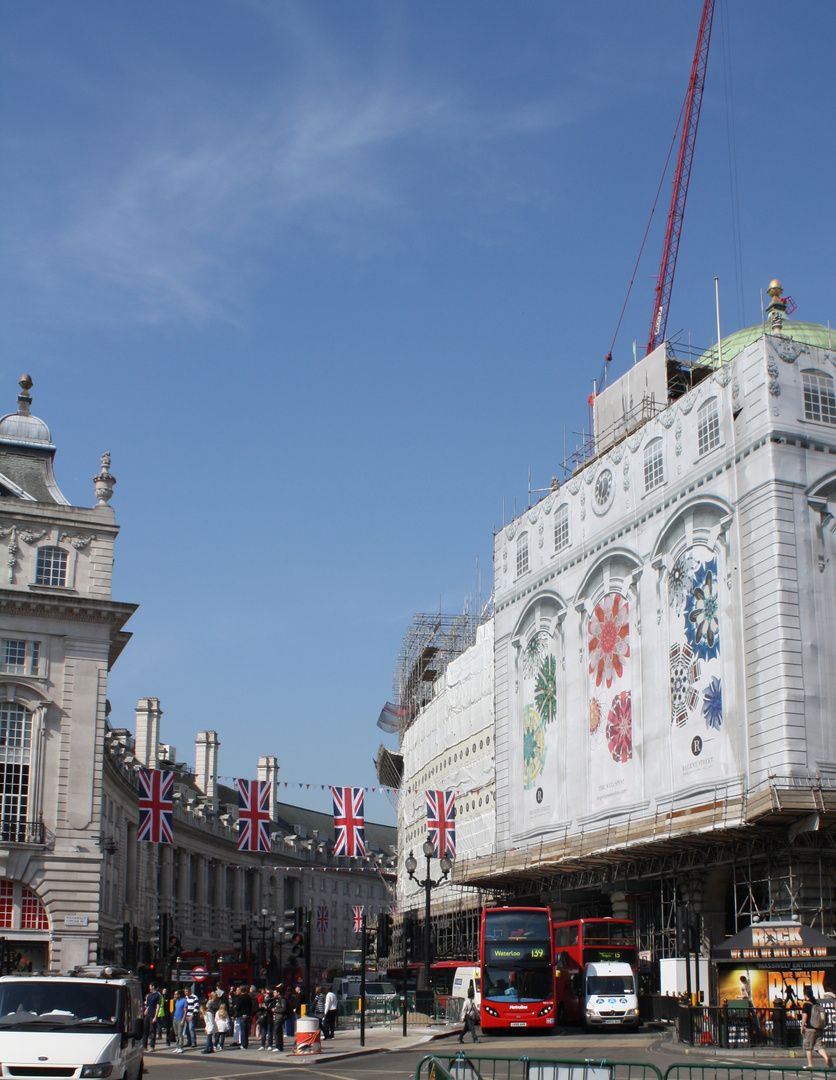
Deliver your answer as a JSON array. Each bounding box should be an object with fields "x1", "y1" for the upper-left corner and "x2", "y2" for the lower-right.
[{"x1": 1, "y1": 1, "x2": 832, "y2": 825}]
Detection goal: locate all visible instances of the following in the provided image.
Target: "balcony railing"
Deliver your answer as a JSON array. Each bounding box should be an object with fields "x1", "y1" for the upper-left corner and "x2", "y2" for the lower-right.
[{"x1": 0, "y1": 819, "x2": 46, "y2": 845}]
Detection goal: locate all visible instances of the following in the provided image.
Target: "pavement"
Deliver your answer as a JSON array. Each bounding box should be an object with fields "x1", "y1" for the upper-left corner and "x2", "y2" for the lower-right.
[{"x1": 146, "y1": 1020, "x2": 457, "y2": 1064}]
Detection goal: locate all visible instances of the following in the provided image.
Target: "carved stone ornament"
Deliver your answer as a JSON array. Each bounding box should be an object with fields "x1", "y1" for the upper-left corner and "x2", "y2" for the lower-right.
[
  {"x1": 679, "y1": 391, "x2": 696, "y2": 415},
  {"x1": 59, "y1": 532, "x2": 96, "y2": 549},
  {"x1": 623, "y1": 459, "x2": 630, "y2": 491},
  {"x1": 675, "y1": 416, "x2": 683, "y2": 457},
  {"x1": 543, "y1": 493, "x2": 555, "y2": 514},
  {"x1": 772, "y1": 336, "x2": 808, "y2": 364},
  {"x1": 538, "y1": 522, "x2": 545, "y2": 549},
  {"x1": 93, "y1": 451, "x2": 116, "y2": 505},
  {"x1": 659, "y1": 409, "x2": 676, "y2": 429},
  {"x1": 714, "y1": 364, "x2": 732, "y2": 388},
  {"x1": 567, "y1": 476, "x2": 582, "y2": 495},
  {"x1": 732, "y1": 378, "x2": 741, "y2": 412},
  {"x1": 627, "y1": 429, "x2": 644, "y2": 453},
  {"x1": 609, "y1": 445, "x2": 625, "y2": 464},
  {"x1": 768, "y1": 380, "x2": 781, "y2": 398},
  {"x1": 585, "y1": 468, "x2": 596, "y2": 485},
  {"x1": 528, "y1": 507, "x2": 539, "y2": 524},
  {"x1": 0, "y1": 523, "x2": 49, "y2": 583},
  {"x1": 505, "y1": 521, "x2": 518, "y2": 540},
  {"x1": 580, "y1": 488, "x2": 586, "y2": 521}
]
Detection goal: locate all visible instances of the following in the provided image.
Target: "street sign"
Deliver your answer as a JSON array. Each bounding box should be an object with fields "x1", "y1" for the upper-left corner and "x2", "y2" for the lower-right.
[{"x1": 191, "y1": 965, "x2": 209, "y2": 982}]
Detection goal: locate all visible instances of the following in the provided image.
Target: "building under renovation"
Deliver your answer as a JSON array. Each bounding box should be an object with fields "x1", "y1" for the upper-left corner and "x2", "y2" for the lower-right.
[{"x1": 384, "y1": 287, "x2": 836, "y2": 984}]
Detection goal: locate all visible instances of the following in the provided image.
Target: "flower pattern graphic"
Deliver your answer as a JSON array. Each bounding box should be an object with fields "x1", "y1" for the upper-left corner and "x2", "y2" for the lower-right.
[
  {"x1": 702, "y1": 676, "x2": 722, "y2": 730},
  {"x1": 684, "y1": 558, "x2": 720, "y2": 660},
  {"x1": 522, "y1": 705, "x2": 546, "y2": 789},
  {"x1": 606, "y1": 691, "x2": 632, "y2": 763},
  {"x1": 589, "y1": 697, "x2": 602, "y2": 735},
  {"x1": 534, "y1": 654, "x2": 557, "y2": 725},
  {"x1": 588, "y1": 593, "x2": 630, "y2": 689}
]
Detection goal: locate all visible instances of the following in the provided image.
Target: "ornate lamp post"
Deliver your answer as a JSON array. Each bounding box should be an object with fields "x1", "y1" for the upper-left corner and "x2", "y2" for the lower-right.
[{"x1": 405, "y1": 837, "x2": 452, "y2": 991}]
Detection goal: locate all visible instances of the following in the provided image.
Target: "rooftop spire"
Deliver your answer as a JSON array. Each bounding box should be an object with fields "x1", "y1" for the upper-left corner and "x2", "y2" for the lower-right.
[{"x1": 17, "y1": 374, "x2": 33, "y2": 416}]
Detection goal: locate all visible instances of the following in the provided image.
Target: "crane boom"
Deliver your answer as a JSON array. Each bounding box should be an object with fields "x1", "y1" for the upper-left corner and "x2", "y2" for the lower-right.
[{"x1": 647, "y1": 0, "x2": 715, "y2": 355}]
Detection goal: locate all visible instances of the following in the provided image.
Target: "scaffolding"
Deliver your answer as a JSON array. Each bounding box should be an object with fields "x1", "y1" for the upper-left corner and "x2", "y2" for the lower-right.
[{"x1": 393, "y1": 607, "x2": 490, "y2": 723}]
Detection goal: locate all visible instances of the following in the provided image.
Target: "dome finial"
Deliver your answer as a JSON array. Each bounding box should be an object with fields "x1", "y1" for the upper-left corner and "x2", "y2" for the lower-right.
[
  {"x1": 18, "y1": 374, "x2": 33, "y2": 415},
  {"x1": 765, "y1": 278, "x2": 787, "y2": 332}
]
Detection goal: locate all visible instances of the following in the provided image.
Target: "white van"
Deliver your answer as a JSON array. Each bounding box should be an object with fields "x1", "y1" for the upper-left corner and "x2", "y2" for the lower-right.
[
  {"x1": 0, "y1": 968, "x2": 145, "y2": 1080},
  {"x1": 583, "y1": 961, "x2": 639, "y2": 1030},
  {"x1": 451, "y1": 966, "x2": 481, "y2": 1016}
]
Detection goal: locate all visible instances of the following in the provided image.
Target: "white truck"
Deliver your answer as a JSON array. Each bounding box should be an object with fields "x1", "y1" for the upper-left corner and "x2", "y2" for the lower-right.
[
  {"x1": 0, "y1": 967, "x2": 145, "y2": 1080},
  {"x1": 583, "y1": 961, "x2": 640, "y2": 1030}
]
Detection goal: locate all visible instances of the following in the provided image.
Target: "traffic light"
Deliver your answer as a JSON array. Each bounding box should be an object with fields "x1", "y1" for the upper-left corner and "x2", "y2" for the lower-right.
[
  {"x1": 168, "y1": 933, "x2": 181, "y2": 961},
  {"x1": 403, "y1": 912, "x2": 416, "y2": 961},
  {"x1": 675, "y1": 905, "x2": 689, "y2": 955},
  {"x1": 290, "y1": 931, "x2": 306, "y2": 962},
  {"x1": 157, "y1": 912, "x2": 169, "y2": 958},
  {"x1": 378, "y1": 913, "x2": 391, "y2": 957},
  {"x1": 283, "y1": 909, "x2": 296, "y2": 933},
  {"x1": 233, "y1": 924, "x2": 248, "y2": 960},
  {"x1": 295, "y1": 905, "x2": 306, "y2": 932}
]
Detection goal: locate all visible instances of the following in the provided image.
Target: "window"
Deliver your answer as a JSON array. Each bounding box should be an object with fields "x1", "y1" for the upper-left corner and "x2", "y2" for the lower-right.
[
  {"x1": 1, "y1": 639, "x2": 42, "y2": 677},
  {"x1": 802, "y1": 370, "x2": 836, "y2": 425},
  {"x1": 516, "y1": 534, "x2": 529, "y2": 577},
  {"x1": 644, "y1": 439, "x2": 665, "y2": 492},
  {"x1": 0, "y1": 702, "x2": 32, "y2": 836},
  {"x1": 697, "y1": 399, "x2": 721, "y2": 456},
  {"x1": 0, "y1": 880, "x2": 48, "y2": 930},
  {"x1": 554, "y1": 505, "x2": 569, "y2": 552},
  {"x1": 35, "y1": 547, "x2": 67, "y2": 587}
]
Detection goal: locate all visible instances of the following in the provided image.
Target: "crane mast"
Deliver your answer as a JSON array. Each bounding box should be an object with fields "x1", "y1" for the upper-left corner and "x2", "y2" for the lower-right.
[{"x1": 647, "y1": 0, "x2": 716, "y2": 355}]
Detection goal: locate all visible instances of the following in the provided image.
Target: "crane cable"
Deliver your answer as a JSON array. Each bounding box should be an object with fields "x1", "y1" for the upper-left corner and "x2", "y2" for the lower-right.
[{"x1": 606, "y1": 92, "x2": 689, "y2": 365}]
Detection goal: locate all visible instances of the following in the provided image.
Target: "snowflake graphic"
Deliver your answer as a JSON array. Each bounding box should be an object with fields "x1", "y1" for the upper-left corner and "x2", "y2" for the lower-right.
[
  {"x1": 669, "y1": 643, "x2": 701, "y2": 727},
  {"x1": 668, "y1": 551, "x2": 698, "y2": 615},
  {"x1": 684, "y1": 559, "x2": 721, "y2": 661},
  {"x1": 523, "y1": 631, "x2": 548, "y2": 678},
  {"x1": 702, "y1": 676, "x2": 723, "y2": 730},
  {"x1": 588, "y1": 593, "x2": 630, "y2": 689},
  {"x1": 606, "y1": 691, "x2": 632, "y2": 763},
  {"x1": 534, "y1": 655, "x2": 557, "y2": 725}
]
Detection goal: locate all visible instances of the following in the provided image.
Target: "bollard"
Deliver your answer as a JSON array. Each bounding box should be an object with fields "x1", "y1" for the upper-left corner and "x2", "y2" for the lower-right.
[{"x1": 293, "y1": 1016, "x2": 322, "y2": 1055}]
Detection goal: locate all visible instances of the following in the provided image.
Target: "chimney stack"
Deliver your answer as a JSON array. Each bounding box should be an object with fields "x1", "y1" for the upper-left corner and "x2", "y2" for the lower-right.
[
  {"x1": 134, "y1": 698, "x2": 162, "y2": 768},
  {"x1": 257, "y1": 755, "x2": 280, "y2": 820},
  {"x1": 195, "y1": 731, "x2": 220, "y2": 798}
]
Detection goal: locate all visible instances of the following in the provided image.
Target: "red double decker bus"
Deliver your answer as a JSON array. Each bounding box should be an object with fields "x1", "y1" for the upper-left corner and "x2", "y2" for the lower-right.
[
  {"x1": 552, "y1": 918, "x2": 638, "y2": 1028},
  {"x1": 479, "y1": 907, "x2": 555, "y2": 1032}
]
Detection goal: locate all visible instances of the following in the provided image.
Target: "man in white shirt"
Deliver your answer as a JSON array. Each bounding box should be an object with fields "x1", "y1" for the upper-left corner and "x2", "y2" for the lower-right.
[{"x1": 323, "y1": 986, "x2": 338, "y2": 1040}]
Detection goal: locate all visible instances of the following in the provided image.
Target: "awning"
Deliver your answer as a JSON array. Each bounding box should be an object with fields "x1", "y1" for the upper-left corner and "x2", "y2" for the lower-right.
[{"x1": 713, "y1": 921, "x2": 836, "y2": 969}]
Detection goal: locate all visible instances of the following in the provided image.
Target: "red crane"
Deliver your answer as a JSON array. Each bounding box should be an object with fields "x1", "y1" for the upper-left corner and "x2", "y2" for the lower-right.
[{"x1": 647, "y1": 0, "x2": 716, "y2": 355}]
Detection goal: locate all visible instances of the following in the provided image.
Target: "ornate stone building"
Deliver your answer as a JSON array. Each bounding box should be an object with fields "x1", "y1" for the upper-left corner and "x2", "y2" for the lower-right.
[
  {"x1": 0, "y1": 376, "x2": 395, "y2": 975},
  {"x1": 391, "y1": 287, "x2": 836, "y2": 971}
]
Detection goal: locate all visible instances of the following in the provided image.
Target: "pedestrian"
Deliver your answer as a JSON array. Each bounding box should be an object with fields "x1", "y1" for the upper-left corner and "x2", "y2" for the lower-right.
[
  {"x1": 215, "y1": 1001, "x2": 230, "y2": 1049},
  {"x1": 801, "y1": 984, "x2": 832, "y2": 1069},
  {"x1": 184, "y1": 987, "x2": 199, "y2": 1046},
  {"x1": 235, "y1": 984, "x2": 254, "y2": 1049},
  {"x1": 200, "y1": 995, "x2": 216, "y2": 1054},
  {"x1": 257, "y1": 991, "x2": 273, "y2": 1049},
  {"x1": 459, "y1": 982, "x2": 479, "y2": 1044},
  {"x1": 313, "y1": 985, "x2": 326, "y2": 1033},
  {"x1": 142, "y1": 984, "x2": 161, "y2": 1050},
  {"x1": 272, "y1": 986, "x2": 289, "y2": 1052},
  {"x1": 172, "y1": 990, "x2": 186, "y2": 1053},
  {"x1": 323, "y1": 985, "x2": 338, "y2": 1040}
]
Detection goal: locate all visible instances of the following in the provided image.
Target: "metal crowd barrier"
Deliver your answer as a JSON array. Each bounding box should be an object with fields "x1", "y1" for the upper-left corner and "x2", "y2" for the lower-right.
[
  {"x1": 415, "y1": 1059, "x2": 836, "y2": 1080},
  {"x1": 678, "y1": 1003, "x2": 835, "y2": 1050}
]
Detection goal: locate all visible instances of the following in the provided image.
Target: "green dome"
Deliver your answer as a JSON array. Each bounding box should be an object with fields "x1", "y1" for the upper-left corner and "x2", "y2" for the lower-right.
[{"x1": 697, "y1": 319, "x2": 833, "y2": 368}]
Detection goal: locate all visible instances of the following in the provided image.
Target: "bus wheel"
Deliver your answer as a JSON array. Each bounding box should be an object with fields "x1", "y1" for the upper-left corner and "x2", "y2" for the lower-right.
[{"x1": 557, "y1": 1004, "x2": 566, "y2": 1026}]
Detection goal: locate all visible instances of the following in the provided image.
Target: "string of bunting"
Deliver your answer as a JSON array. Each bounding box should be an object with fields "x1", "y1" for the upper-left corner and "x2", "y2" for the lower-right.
[{"x1": 212, "y1": 776, "x2": 488, "y2": 799}]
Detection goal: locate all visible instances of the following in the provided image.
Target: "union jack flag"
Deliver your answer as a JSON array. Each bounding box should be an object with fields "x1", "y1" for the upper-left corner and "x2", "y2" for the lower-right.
[
  {"x1": 426, "y1": 790, "x2": 456, "y2": 858},
  {"x1": 353, "y1": 906, "x2": 365, "y2": 933},
  {"x1": 317, "y1": 905, "x2": 329, "y2": 934},
  {"x1": 331, "y1": 786, "x2": 365, "y2": 857},
  {"x1": 237, "y1": 779, "x2": 271, "y2": 852},
  {"x1": 137, "y1": 768, "x2": 174, "y2": 844}
]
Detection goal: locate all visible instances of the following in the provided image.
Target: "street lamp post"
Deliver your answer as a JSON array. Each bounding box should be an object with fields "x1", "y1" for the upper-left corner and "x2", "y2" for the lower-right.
[
  {"x1": 259, "y1": 908, "x2": 270, "y2": 978},
  {"x1": 405, "y1": 837, "x2": 452, "y2": 992}
]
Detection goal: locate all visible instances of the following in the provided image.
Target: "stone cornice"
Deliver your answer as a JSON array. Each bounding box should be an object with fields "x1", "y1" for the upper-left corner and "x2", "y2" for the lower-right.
[{"x1": 0, "y1": 588, "x2": 138, "y2": 634}]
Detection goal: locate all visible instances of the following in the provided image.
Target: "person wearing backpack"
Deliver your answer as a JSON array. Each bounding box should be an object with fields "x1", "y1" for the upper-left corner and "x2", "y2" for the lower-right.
[
  {"x1": 459, "y1": 982, "x2": 479, "y2": 1044},
  {"x1": 801, "y1": 985, "x2": 832, "y2": 1069}
]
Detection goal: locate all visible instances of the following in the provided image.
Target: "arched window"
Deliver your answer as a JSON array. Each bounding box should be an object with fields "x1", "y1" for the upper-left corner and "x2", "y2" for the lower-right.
[
  {"x1": 0, "y1": 879, "x2": 48, "y2": 930},
  {"x1": 35, "y1": 547, "x2": 67, "y2": 587},
  {"x1": 0, "y1": 701, "x2": 32, "y2": 841},
  {"x1": 697, "y1": 398, "x2": 721, "y2": 456},
  {"x1": 644, "y1": 439, "x2": 665, "y2": 492},
  {"x1": 516, "y1": 533, "x2": 529, "y2": 577},
  {"x1": 554, "y1": 505, "x2": 569, "y2": 552},
  {"x1": 802, "y1": 370, "x2": 836, "y2": 425}
]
